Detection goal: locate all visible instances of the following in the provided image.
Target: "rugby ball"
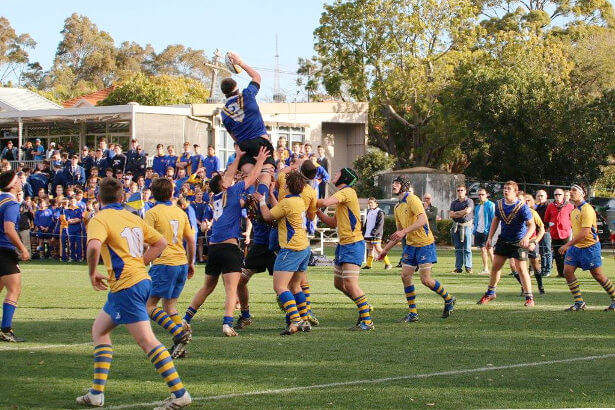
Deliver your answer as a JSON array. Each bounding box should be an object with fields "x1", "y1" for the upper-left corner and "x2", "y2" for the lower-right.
[{"x1": 225, "y1": 52, "x2": 242, "y2": 74}]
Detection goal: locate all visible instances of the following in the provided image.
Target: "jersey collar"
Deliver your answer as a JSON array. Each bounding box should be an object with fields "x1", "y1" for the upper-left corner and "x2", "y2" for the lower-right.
[
  {"x1": 154, "y1": 200, "x2": 173, "y2": 207},
  {"x1": 101, "y1": 203, "x2": 124, "y2": 211}
]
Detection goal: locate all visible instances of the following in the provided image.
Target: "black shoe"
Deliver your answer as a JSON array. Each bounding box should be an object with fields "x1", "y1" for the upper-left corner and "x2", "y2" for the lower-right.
[
  {"x1": 539, "y1": 288, "x2": 545, "y2": 295},
  {"x1": 362, "y1": 266, "x2": 371, "y2": 270},
  {"x1": 465, "y1": 268, "x2": 473, "y2": 274}
]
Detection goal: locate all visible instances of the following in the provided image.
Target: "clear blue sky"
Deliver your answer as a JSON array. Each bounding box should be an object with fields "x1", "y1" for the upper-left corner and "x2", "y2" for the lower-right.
[{"x1": 2, "y1": 0, "x2": 327, "y2": 101}]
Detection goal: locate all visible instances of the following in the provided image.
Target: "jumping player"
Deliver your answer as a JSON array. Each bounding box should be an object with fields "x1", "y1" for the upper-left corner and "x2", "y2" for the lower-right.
[
  {"x1": 77, "y1": 177, "x2": 191, "y2": 409},
  {"x1": 316, "y1": 168, "x2": 374, "y2": 331},
  {"x1": 220, "y1": 52, "x2": 277, "y2": 202},
  {"x1": 559, "y1": 183, "x2": 615, "y2": 311},
  {"x1": 144, "y1": 178, "x2": 195, "y2": 359},
  {"x1": 0, "y1": 170, "x2": 30, "y2": 343},
  {"x1": 380, "y1": 176, "x2": 456, "y2": 321}
]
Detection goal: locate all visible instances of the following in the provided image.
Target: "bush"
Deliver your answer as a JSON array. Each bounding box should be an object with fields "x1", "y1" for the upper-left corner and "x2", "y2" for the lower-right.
[
  {"x1": 436, "y1": 219, "x2": 453, "y2": 245},
  {"x1": 383, "y1": 216, "x2": 397, "y2": 240}
]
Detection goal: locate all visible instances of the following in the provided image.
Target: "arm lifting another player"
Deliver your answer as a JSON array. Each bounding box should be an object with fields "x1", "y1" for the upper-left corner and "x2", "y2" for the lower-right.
[{"x1": 243, "y1": 146, "x2": 271, "y2": 188}]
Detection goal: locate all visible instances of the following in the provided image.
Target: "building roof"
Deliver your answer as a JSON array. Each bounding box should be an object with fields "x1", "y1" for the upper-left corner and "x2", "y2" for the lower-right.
[
  {"x1": 62, "y1": 86, "x2": 117, "y2": 108},
  {"x1": 388, "y1": 167, "x2": 457, "y2": 175},
  {"x1": 0, "y1": 88, "x2": 62, "y2": 112}
]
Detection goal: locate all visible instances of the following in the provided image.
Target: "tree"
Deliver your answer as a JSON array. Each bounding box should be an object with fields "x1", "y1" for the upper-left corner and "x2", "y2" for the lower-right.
[
  {"x1": 353, "y1": 149, "x2": 395, "y2": 198},
  {"x1": 310, "y1": 0, "x2": 481, "y2": 169},
  {"x1": 115, "y1": 41, "x2": 155, "y2": 80},
  {"x1": 150, "y1": 45, "x2": 213, "y2": 85},
  {"x1": 48, "y1": 13, "x2": 117, "y2": 95},
  {"x1": 0, "y1": 16, "x2": 37, "y2": 85},
  {"x1": 98, "y1": 73, "x2": 209, "y2": 106}
]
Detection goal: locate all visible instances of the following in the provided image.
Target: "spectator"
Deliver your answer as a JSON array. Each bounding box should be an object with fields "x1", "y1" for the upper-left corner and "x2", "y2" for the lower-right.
[
  {"x1": 189, "y1": 144, "x2": 206, "y2": 174},
  {"x1": 17, "y1": 193, "x2": 34, "y2": 258},
  {"x1": 423, "y1": 193, "x2": 439, "y2": 238},
  {"x1": 27, "y1": 164, "x2": 49, "y2": 195},
  {"x1": 152, "y1": 144, "x2": 166, "y2": 176},
  {"x1": 45, "y1": 142, "x2": 56, "y2": 159},
  {"x1": 125, "y1": 138, "x2": 139, "y2": 164},
  {"x1": 544, "y1": 188, "x2": 574, "y2": 277},
  {"x1": 362, "y1": 197, "x2": 392, "y2": 270},
  {"x1": 472, "y1": 188, "x2": 495, "y2": 274},
  {"x1": 166, "y1": 145, "x2": 178, "y2": 172},
  {"x1": 91, "y1": 148, "x2": 106, "y2": 175},
  {"x1": 33, "y1": 139, "x2": 45, "y2": 160},
  {"x1": 65, "y1": 155, "x2": 86, "y2": 187},
  {"x1": 286, "y1": 142, "x2": 303, "y2": 166},
  {"x1": 304, "y1": 143, "x2": 313, "y2": 158},
  {"x1": 316, "y1": 145, "x2": 329, "y2": 198},
  {"x1": 18, "y1": 171, "x2": 33, "y2": 198},
  {"x1": 177, "y1": 141, "x2": 192, "y2": 170},
  {"x1": 110, "y1": 145, "x2": 126, "y2": 174},
  {"x1": 132, "y1": 145, "x2": 147, "y2": 178},
  {"x1": 1, "y1": 140, "x2": 18, "y2": 160},
  {"x1": 80, "y1": 146, "x2": 93, "y2": 178},
  {"x1": 534, "y1": 189, "x2": 552, "y2": 277},
  {"x1": 449, "y1": 184, "x2": 474, "y2": 273},
  {"x1": 203, "y1": 145, "x2": 222, "y2": 179},
  {"x1": 226, "y1": 142, "x2": 239, "y2": 168},
  {"x1": 21, "y1": 141, "x2": 34, "y2": 160},
  {"x1": 277, "y1": 136, "x2": 291, "y2": 159},
  {"x1": 310, "y1": 155, "x2": 329, "y2": 197}
]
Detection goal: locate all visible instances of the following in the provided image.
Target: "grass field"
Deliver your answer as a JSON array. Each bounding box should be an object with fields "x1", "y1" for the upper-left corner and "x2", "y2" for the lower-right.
[{"x1": 1, "y1": 248, "x2": 615, "y2": 409}]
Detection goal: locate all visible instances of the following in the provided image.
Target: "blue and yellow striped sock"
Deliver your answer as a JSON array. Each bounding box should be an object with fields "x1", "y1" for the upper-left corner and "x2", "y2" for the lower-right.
[
  {"x1": 90, "y1": 344, "x2": 112, "y2": 395},
  {"x1": 353, "y1": 295, "x2": 372, "y2": 324},
  {"x1": 148, "y1": 344, "x2": 186, "y2": 399},
  {"x1": 278, "y1": 291, "x2": 300, "y2": 322},
  {"x1": 301, "y1": 284, "x2": 312, "y2": 313},
  {"x1": 150, "y1": 307, "x2": 184, "y2": 339},
  {"x1": 169, "y1": 313, "x2": 182, "y2": 326},
  {"x1": 293, "y1": 291, "x2": 308, "y2": 319},
  {"x1": 486, "y1": 285, "x2": 496, "y2": 296},
  {"x1": 431, "y1": 280, "x2": 452, "y2": 302},
  {"x1": 1, "y1": 299, "x2": 17, "y2": 330},
  {"x1": 567, "y1": 280, "x2": 584, "y2": 303},
  {"x1": 183, "y1": 306, "x2": 197, "y2": 324},
  {"x1": 601, "y1": 279, "x2": 615, "y2": 300},
  {"x1": 404, "y1": 285, "x2": 417, "y2": 314}
]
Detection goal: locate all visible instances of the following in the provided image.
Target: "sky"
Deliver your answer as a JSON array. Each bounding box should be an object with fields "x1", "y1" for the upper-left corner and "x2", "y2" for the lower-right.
[{"x1": 2, "y1": 0, "x2": 328, "y2": 101}]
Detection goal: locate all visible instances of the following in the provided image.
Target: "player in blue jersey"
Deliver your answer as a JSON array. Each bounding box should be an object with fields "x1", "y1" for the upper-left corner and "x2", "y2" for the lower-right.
[
  {"x1": 477, "y1": 181, "x2": 536, "y2": 307},
  {"x1": 183, "y1": 146, "x2": 269, "y2": 337},
  {"x1": 0, "y1": 170, "x2": 30, "y2": 343},
  {"x1": 220, "y1": 52, "x2": 276, "y2": 202}
]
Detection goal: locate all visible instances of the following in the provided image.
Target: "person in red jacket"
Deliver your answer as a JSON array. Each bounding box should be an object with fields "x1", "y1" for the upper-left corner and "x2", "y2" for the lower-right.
[{"x1": 543, "y1": 188, "x2": 574, "y2": 277}]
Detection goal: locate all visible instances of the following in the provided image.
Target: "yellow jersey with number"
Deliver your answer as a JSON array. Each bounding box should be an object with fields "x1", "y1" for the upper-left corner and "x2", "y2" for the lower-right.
[
  {"x1": 87, "y1": 204, "x2": 163, "y2": 292},
  {"x1": 394, "y1": 193, "x2": 434, "y2": 247},
  {"x1": 144, "y1": 202, "x2": 194, "y2": 266},
  {"x1": 270, "y1": 195, "x2": 308, "y2": 250},
  {"x1": 332, "y1": 186, "x2": 364, "y2": 245},
  {"x1": 570, "y1": 202, "x2": 599, "y2": 248}
]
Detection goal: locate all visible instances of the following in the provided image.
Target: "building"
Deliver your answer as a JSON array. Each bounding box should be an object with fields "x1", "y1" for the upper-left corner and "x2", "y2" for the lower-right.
[{"x1": 0, "y1": 87, "x2": 368, "y2": 171}]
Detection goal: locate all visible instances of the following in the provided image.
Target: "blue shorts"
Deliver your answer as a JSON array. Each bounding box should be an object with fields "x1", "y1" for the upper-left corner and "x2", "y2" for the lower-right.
[
  {"x1": 474, "y1": 232, "x2": 488, "y2": 248},
  {"x1": 274, "y1": 247, "x2": 310, "y2": 272},
  {"x1": 149, "y1": 264, "x2": 188, "y2": 299},
  {"x1": 103, "y1": 279, "x2": 151, "y2": 325},
  {"x1": 564, "y1": 243, "x2": 602, "y2": 271},
  {"x1": 402, "y1": 243, "x2": 437, "y2": 266},
  {"x1": 334, "y1": 241, "x2": 365, "y2": 267}
]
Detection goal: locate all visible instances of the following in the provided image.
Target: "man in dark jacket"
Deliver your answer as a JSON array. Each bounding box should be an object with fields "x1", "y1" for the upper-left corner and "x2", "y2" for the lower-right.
[{"x1": 362, "y1": 197, "x2": 392, "y2": 270}]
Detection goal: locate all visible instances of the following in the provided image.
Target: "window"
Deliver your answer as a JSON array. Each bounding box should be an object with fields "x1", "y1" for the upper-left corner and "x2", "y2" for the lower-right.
[{"x1": 216, "y1": 129, "x2": 235, "y2": 167}]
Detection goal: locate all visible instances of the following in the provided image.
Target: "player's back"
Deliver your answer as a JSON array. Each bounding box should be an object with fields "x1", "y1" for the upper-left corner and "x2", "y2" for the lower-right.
[
  {"x1": 220, "y1": 83, "x2": 267, "y2": 142},
  {"x1": 145, "y1": 202, "x2": 193, "y2": 266},
  {"x1": 87, "y1": 204, "x2": 162, "y2": 292}
]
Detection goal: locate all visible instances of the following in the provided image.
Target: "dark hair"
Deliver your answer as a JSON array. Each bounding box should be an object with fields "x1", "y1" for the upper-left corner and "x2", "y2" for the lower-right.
[
  {"x1": 210, "y1": 174, "x2": 223, "y2": 194},
  {"x1": 220, "y1": 78, "x2": 238, "y2": 97},
  {"x1": 98, "y1": 177, "x2": 124, "y2": 205},
  {"x1": 151, "y1": 177, "x2": 173, "y2": 202},
  {"x1": 286, "y1": 171, "x2": 305, "y2": 195},
  {"x1": 0, "y1": 170, "x2": 16, "y2": 192},
  {"x1": 300, "y1": 160, "x2": 317, "y2": 180}
]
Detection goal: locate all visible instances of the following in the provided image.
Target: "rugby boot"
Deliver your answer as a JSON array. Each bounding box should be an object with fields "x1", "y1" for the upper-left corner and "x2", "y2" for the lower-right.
[
  {"x1": 565, "y1": 301, "x2": 586, "y2": 311},
  {"x1": 605, "y1": 301, "x2": 615, "y2": 311},
  {"x1": 442, "y1": 296, "x2": 456, "y2": 318},
  {"x1": 76, "y1": 391, "x2": 104, "y2": 407},
  {"x1": 349, "y1": 321, "x2": 374, "y2": 331},
  {"x1": 399, "y1": 312, "x2": 419, "y2": 323},
  {"x1": 477, "y1": 294, "x2": 496, "y2": 305}
]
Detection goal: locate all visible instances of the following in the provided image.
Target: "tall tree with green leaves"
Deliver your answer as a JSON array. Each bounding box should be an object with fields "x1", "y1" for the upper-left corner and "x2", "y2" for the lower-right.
[
  {"x1": 308, "y1": 0, "x2": 481, "y2": 170},
  {"x1": 0, "y1": 16, "x2": 37, "y2": 86}
]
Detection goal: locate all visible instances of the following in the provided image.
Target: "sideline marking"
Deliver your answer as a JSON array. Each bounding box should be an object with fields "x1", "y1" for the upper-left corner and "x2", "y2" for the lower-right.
[
  {"x1": 0, "y1": 342, "x2": 91, "y2": 352},
  {"x1": 107, "y1": 353, "x2": 615, "y2": 409}
]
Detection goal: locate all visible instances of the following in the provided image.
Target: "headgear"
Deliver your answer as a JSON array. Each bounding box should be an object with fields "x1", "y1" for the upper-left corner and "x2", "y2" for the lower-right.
[
  {"x1": 393, "y1": 176, "x2": 411, "y2": 192},
  {"x1": 336, "y1": 168, "x2": 358, "y2": 187}
]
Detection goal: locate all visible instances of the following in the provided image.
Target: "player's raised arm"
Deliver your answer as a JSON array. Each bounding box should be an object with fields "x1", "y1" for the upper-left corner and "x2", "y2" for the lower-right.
[{"x1": 228, "y1": 52, "x2": 261, "y2": 85}]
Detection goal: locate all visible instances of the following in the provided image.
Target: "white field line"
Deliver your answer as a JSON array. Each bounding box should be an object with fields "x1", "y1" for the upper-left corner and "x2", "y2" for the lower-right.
[
  {"x1": 107, "y1": 353, "x2": 615, "y2": 409},
  {"x1": 0, "y1": 342, "x2": 91, "y2": 351}
]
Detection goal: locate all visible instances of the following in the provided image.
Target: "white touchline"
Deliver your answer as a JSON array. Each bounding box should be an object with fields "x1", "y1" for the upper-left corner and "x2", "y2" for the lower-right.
[
  {"x1": 0, "y1": 342, "x2": 91, "y2": 352},
  {"x1": 107, "y1": 353, "x2": 615, "y2": 409}
]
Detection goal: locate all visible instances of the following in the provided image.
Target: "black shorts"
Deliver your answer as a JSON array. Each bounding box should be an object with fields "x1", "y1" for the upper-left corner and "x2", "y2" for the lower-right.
[
  {"x1": 0, "y1": 248, "x2": 21, "y2": 276},
  {"x1": 237, "y1": 137, "x2": 277, "y2": 168},
  {"x1": 494, "y1": 239, "x2": 528, "y2": 261},
  {"x1": 244, "y1": 244, "x2": 276, "y2": 275},
  {"x1": 205, "y1": 243, "x2": 243, "y2": 276}
]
